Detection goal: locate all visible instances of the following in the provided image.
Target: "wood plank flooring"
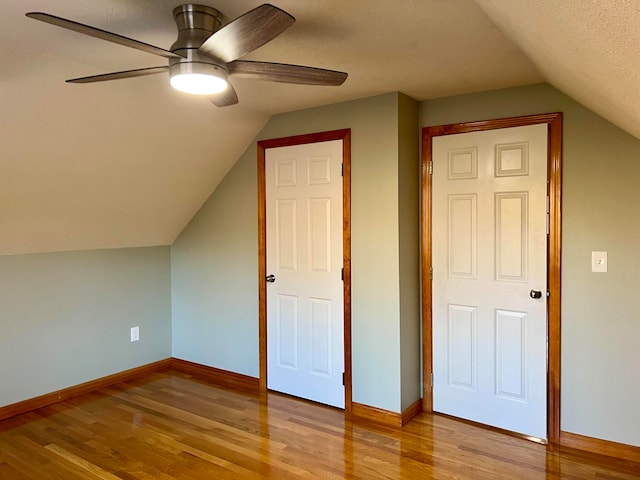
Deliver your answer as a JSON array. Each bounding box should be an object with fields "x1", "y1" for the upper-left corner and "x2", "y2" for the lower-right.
[{"x1": 0, "y1": 370, "x2": 638, "y2": 479}]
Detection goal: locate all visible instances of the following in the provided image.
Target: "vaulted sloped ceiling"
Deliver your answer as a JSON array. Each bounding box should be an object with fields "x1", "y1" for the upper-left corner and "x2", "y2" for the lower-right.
[
  {"x1": 475, "y1": 0, "x2": 640, "y2": 139},
  {"x1": 1, "y1": 0, "x2": 635, "y2": 255}
]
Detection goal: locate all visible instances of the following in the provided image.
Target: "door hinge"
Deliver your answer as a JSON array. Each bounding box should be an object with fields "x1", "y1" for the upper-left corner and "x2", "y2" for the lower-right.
[
  {"x1": 546, "y1": 213, "x2": 550, "y2": 235},
  {"x1": 430, "y1": 266, "x2": 433, "y2": 280},
  {"x1": 342, "y1": 372, "x2": 345, "y2": 386},
  {"x1": 546, "y1": 195, "x2": 550, "y2": 235},
  {"x1": 341, "y1": 164, "x2": 344, "y2": 176},
  {"x1": 429, "y1": 161, "x2": 433, "y2": 175},
  {"x1": 430, "y1": 372, "x2": 434, "y2": 387},
  {"x1": 341, "y1": 267, "x2": 344, "y2": 281}
]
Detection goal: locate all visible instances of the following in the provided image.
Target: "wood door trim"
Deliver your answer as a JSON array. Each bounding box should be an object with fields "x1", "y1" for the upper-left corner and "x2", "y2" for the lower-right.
[
  {"x1": 257, "y1": 129, "x2": 352, "y2": 412},
  {"x1": 421, "y1": 113, "x2": 563, "y2": 444}
]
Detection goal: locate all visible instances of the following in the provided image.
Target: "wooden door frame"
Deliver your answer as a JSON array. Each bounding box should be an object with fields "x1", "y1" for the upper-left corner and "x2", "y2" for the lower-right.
[
  {"x1": 258, "y1": 128, "x2": 352, "y2": 412},
  {"x1": 421, "y1": 113, "x2": 562, "y2": 444}
]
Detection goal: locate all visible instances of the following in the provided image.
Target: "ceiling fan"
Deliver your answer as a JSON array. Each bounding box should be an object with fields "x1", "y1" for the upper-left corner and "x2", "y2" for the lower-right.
[{"x1": 25, "y1": 3, "x2": 348, "y2": 107}]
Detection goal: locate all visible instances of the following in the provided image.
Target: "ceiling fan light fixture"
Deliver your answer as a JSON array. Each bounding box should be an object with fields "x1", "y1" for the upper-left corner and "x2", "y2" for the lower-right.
[
  {"x1": 169, "y1": 62, "x2": 227, "y2": 95},
  {"x1": 170, "y1": 73, "x2": 227, "y2": 95}
]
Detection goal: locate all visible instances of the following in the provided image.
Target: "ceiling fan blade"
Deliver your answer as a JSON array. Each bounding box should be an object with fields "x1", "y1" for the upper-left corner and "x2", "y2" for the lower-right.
[
  {"x1": 66, "y1": 66, "x2": 168, "y2": 84},
  {"x1": 210, "y1": 83, "x2": 239, "y2": 107},
  {"x1": 228, "y1": 60, "x2": 348, "y2": 86},
  {"x1": 198, "y1": 4, "x2": 294, "y2": 63},
  {"x1": 26, "y1": 12, "x2": 184, "y2": 59}
]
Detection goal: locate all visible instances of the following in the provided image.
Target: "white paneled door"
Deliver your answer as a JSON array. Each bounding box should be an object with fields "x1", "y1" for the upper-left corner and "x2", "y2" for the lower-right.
[
  {"x1": 265, "y1": 140, "x2": 344, "y2": 408},
  {"x1": 432, "y1": 124, "x2": 548, "y2": 439}
]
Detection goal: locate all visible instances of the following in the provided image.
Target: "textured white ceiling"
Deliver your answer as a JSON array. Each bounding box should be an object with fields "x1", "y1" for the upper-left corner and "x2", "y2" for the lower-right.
[
  {"x1": 5, "y1": 0, "x2": 631, "y2": 255},
  {"x1": 475, "y1": 0, "x2": 640, "y2": 139}
]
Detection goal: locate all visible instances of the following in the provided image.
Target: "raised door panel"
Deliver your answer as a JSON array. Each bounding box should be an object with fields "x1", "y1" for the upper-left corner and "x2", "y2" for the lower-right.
[
  {"x1": 448, "y1": 304, "x2": 477, "y2": 390},
  {"x1": 495, "y1": 309, "x2": 528, "y2": 402},
  {"x1": 310, "y1": 298, "x2": 331, "y2": 376},
  {"x1": 448, "y1": 194, "x2": 477, "y2": 279},
  {"x1": 276, "y1": 199, "x2": 297, "y2": 272},
  {"x1": 308, "y1": 198, "x2": 331, "y2": 274},
  {"x1": 495, "y1": 193, "x2": 528, "y2": 282},
  {"x1": 277, "y1": 295, "x2": 298, "y2": 369}
]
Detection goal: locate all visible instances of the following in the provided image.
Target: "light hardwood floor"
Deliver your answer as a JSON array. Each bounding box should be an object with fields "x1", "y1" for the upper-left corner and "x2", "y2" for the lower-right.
[{"x1": 0, "y1": 370, "x2": 638, "y2": 479}]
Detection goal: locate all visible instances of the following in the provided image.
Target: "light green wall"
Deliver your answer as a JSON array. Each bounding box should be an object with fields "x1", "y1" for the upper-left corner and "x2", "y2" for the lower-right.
[
  {"x1": 171, "y1": 148, "x2": 260, "y2": 376},
  {"x1": 0, "y1": 246, "x2": 172, "y2": 407},
  {"x1": 172, "y1": 92, "x2": 420, "y2": 412},
  {"x1": 397, "y1": 93, "x2": 421, "y2": 411},
  {"x1": 420, "y1": 83, "x2": 640, "y2": 447}
]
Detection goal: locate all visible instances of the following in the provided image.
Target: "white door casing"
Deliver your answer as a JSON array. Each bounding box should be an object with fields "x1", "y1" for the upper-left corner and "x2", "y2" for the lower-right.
[
  {"x1": 265, "y1": 139, "x2": 345, "y2": 408},
  {"x1": 431, "y1": 124, "x2": 548, "y2": 439}
]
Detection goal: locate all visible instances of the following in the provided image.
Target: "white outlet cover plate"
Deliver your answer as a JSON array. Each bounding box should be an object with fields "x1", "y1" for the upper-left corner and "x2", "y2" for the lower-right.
[
  {"x1": 130, "y1": 326, "x2": 140, "y2": 342},
  {"x1": 591, "y1": 251, "x2": 607, "y2": 273}
]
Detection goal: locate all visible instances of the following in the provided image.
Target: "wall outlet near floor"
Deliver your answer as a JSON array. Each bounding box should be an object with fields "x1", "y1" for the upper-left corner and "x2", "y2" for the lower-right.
[
  {"x1": 591, "y1": 251, "x2": 608, "y2": 273},
  {"x1": 130, "y1": 326, "x2": 140, "y2": 342}
]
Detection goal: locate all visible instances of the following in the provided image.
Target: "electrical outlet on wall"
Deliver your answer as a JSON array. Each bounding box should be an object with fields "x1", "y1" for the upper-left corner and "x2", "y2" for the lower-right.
[{"x1": 130, "y1": 326, "x2": 140, "y2": 342}]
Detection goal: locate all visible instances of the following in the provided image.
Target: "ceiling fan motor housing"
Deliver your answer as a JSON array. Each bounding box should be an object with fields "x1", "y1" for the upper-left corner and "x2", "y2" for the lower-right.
[{"x1": 169, "y1": 4, "x2": 227, "y2": 77}]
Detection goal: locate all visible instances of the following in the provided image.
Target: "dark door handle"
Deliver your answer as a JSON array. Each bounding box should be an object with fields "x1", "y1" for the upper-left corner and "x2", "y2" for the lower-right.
[
  {"x1": 266, "y1": 274, "x2": 276, "y2": 283},
  {"x1": 529, "y1": 289, "x2": 542, "y2": 299}
]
